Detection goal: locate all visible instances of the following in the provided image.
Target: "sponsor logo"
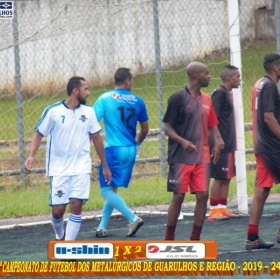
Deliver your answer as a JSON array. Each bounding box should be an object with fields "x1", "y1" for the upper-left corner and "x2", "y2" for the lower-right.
[
  {"x1": 112, "y1": 93, "x2": 120, "y2": 100},
  {"x1": 202, "y1": 104, "x2": 210, "y2": 109},
  {"x1": 0, "y1": 1, "x2": 13, "y2": 19},
  {"x1": 168, "y1": 179, "x2": 179, "y2": 184},
  {"x1": 146, "y1": 243, "x2": 205, "y2": 259},
  {"x1": 221, "y1": 167, "x2": 229, "y2": 171},
  {"x1": 111, "y1": 93, "x2": 137, "y2": 102},
  {"x1": 186, "y1": 104, "x2": 192, "y2": 108},
  {"x1": 54, "y1": 243, "x2": 113, "y2": 259},
  {"x1": 55, "y1": 190, "x2": 65, "y2": 198},
  {"x1": 79, "y1": 115, "x2": 88, "y2": 122}
]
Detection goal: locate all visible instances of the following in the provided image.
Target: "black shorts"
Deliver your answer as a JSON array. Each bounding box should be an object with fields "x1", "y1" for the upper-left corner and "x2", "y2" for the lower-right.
[{"x1": 210, "y1": 152, "x2": 235, "y2": 179}]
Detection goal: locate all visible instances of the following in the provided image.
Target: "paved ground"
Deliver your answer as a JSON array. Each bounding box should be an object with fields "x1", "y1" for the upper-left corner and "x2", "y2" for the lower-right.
[{"x1": 2, "y1": 193, "x2": 280, "y2": 228}]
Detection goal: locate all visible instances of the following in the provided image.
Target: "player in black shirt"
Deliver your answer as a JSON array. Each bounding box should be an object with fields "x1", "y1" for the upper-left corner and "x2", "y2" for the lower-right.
[
  {"x1": 208, "y1": 65, "x2": 241, "y2": 221},
  {"x1": 246, "y1": 54, "x2": 280, "y2": 250}
]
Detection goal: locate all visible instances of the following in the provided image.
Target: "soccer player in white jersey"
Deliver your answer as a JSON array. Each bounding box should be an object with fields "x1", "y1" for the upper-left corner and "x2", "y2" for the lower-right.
[
  {"x1": 25, "y1": 76, "x2": 112, "y2": 241},
  {"x1": 93, "y1": 68, "x2": 149, "y2": 238}
]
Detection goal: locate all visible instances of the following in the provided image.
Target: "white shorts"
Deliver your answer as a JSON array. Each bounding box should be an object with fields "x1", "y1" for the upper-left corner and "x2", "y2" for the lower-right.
[{"x1": 49, "y1": 173, "x2": 91, "y2": 206}]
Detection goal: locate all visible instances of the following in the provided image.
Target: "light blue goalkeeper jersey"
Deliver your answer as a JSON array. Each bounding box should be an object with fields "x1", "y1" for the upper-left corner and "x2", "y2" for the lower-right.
[{"x1": 93, "y1": 88, "x2": 148, "y2": 148}]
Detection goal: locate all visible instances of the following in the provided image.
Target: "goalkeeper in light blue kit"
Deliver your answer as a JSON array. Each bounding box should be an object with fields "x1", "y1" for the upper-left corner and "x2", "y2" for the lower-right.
[{"x1": 93, "y1": 67, "x2": 149, "y2": 237}]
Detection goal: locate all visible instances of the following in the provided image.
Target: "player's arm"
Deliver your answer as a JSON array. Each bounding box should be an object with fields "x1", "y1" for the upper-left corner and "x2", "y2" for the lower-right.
[
  {"x1": 264, "y1": 112, "x2": 280, "y2": 139},
  {"x1": 24, "y1": 131, "x2": 43, "y2": 171},
  {"x1": 164, "y1": 122, "x2": 197, "y2": 153},
  {"x1": 208, "y1": 125, "x2": 220, "y2": 164},
  {"x1": 211, "y1": 125, "x2": 225, "y2": 150},
  {"x1": 90, "y1": 133, "x2": 112, "y2": 184},
  {"x1": 211, "y1": 90, "x2": 224, "y2": 150},
  {"x1": 136, "y1": 121, "x2": 149, "y2": 144}
]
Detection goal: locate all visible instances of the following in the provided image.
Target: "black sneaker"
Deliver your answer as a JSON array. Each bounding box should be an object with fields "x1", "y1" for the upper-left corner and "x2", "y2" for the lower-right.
[{"x1": 245, "y1": 239, "x2": 274, "y2": 250}]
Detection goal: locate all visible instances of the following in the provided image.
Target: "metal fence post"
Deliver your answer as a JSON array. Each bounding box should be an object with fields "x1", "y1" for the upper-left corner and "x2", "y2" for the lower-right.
[
  {"x1": 13, "y1": 1, "x2": 26, "y2": 188},
  {"x1": 275, "y1": 0, "x2": 280, "y2": 55},
  {"x1": 152, "y1": 0, "x2": 166, "y2": 177}
]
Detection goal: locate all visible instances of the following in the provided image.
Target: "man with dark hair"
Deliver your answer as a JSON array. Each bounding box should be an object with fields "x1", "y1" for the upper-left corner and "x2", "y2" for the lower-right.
[
  {"x1": 246, "y1": 53, "x2": 280, "y2": 250},
  {"x1": 163, "y1": 62, "x2": 221, "y2": 240},
  {"x1": 93, "y1": 67, "x2": 149, "y2": 238},
  {"x1": 25, "y1": 76, "x2": 112, "y2": 241},
  {"x1": 208, "y1": 65, "x2": 241, "y2": 221}
]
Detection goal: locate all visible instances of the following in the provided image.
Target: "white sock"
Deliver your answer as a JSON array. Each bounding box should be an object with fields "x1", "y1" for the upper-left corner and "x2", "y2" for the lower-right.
[
  {"x1": 51, "y1": 214, "x2": 64, "y2": 239},
  {"x1": 210, "y1": 205, "x2": 220, "y2": 210},
  {"x1": 65, "y1": 214, "x2": 82, "y2": 240}
]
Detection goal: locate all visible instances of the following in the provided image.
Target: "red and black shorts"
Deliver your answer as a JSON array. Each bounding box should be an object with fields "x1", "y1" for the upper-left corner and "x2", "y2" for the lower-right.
[
  {"x1": 167, "y1": 163, "x2": 210, "y2": 194},
  {"x1": 255, "y1": 153, "x2": 280, "y2": 187}
]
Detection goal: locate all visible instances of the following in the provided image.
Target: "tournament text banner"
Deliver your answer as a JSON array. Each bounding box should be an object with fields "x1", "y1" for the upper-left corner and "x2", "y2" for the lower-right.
[{"x1": 1, "y1": 260, "x2": 280, "y2": 277}]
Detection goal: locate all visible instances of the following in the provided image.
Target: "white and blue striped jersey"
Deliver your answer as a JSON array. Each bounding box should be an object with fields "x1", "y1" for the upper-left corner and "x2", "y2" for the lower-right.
[
  {"x1": 93, "y1": 89, "x2": 149, "y2": 148},
  {"x1": 35, "y1": 100, "x2": 101, "y2": 176}
]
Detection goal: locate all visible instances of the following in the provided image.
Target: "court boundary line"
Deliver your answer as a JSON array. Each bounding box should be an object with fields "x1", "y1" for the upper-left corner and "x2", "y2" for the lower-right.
[{"x1": 0, "y1": 210, "x2": 252, "y2": 230}]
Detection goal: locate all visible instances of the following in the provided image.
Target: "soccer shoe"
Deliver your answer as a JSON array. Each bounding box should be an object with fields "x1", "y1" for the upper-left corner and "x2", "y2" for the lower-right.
[
  {"x1": 245, "y1": 239, "x2": 274, "y2": 250},
  {"x1": 276, "y1": 232, "x2": 280, "y2": 243},
  {"x1": 126, "y1": 216, "x2": 144, "y2": 237},
  {"x1": 221, "y1": 208, "x2": 240, "y2": 218},
  {"x1": 55, "y1": 231, "x2": 65, "y2": 241},
  {"x1": 207, "y1": 209, "x2": 229, "y2": 221},
  {"x1": 96, "y1": 229, "x2": 107, "y2": 238}
]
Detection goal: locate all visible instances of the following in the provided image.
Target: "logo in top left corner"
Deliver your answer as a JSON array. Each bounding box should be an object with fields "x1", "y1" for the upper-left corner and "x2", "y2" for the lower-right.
[{"x1": 0, "y1": 2, "x2": 13, "y2": 19}]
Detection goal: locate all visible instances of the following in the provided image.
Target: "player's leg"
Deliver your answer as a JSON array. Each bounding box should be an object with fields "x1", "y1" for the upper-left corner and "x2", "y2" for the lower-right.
[
  {"x1": 100, "y1": 186, "x2": 143, "y2": 237},
  {"x1": 217, "y1": 179, "x2": 240, "y2": 217},
  {"x1": 260, "y1": 153, "x2": 280, "y2": 243},
  {"x1": 65, "y1": 173, "x2": 90, "y2": 240},
  {"x1": 66, "y1": 199, "x2": 83, "y2": 240},
  {"x1": 190, "y1": 163, "x2": 209, "y2": 240},
  {"x1": 246, "y1": 154, "x2": 274, "y2": 250},
  {"x1": 165, "y1": 163, "x2": 189, "y2": 240},
  {"x1": 98, "y1": 146, "x2": 143, "y2": 237},
  {"x1": 96, "y1": 200, "x2": 114, "y2": 237},
  {"x1": 49, "y1": 176, "x2": 69, "y2": 240},
  {"x1": 209, "y1": 152, "x2": 236, "y2": 220},
  {"x1": 96, "y1": 147, "x2": 122, "y2": 236}
]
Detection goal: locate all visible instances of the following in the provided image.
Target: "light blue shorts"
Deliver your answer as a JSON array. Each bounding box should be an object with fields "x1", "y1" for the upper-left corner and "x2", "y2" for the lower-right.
[
  {"x1": 49, "y1": 173, "x2": 91, "y2": 206},
  {"x1": 99, "y1": 146, "x2": 136, "y2": 188}
]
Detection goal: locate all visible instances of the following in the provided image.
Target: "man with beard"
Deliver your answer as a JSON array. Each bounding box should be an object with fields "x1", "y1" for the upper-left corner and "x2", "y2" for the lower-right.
[{"x1": 25, "y1": 76, "x2": 112, "y2": 241}]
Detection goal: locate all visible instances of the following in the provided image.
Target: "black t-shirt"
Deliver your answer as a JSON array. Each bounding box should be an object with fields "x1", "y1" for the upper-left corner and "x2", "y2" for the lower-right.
[
  {"x1": 252, "y1": 76, "x2": 280, "y2": 153},
  {"x1": 211, "y1": 85, "x2": 236, "y2": 153},
  {"x1": 163, "y1": 87, "x2": 218, "y2": 164}
]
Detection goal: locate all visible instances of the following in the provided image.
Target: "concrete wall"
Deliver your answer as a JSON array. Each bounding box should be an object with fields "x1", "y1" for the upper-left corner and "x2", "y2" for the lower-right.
[{"x1": 0, "y1": 0, "x2": 272, "y2": 96}]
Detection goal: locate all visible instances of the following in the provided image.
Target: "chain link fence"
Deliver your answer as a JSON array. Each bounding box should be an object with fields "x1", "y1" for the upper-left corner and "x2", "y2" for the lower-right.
[{"x1": 0, "y1": 0, "x2": 277, "y2": 218}]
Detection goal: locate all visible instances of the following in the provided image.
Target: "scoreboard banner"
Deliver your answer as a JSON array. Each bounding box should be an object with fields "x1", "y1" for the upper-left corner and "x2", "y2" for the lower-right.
[{"x1": 2, "y1": 240, "x2": 278, "y2": 277}]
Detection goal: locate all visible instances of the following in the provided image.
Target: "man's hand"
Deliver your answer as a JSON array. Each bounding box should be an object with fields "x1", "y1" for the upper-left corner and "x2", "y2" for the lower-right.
[
  {"x1": 24, "y1": 156, "x2": 34, "y2": 171},
  {"x1": 217, "y1": 134, "x2": 225, "y2": 150},
  {"x1": 211, "y1": 145, "x2": 220, "y2": 164},
  {"x1": 102, "y1": 166, "x2": 112, "y2": 185},
  {"x1": 182, "y1": 140, "x2": 197, "y2": 153}
]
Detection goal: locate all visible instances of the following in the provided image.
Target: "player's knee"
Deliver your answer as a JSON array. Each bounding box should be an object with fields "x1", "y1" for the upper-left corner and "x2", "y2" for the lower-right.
[{"x1": 196, "y1": 191, "x2": 209, "y2": 203}]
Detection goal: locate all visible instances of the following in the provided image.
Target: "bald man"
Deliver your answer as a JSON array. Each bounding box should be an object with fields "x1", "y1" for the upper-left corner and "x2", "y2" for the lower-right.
[{"x1": 163, "y1": 62, "x2": 221, "y2": 240}]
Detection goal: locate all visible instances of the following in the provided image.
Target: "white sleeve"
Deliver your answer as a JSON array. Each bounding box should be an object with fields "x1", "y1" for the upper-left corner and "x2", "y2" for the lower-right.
[
  {"x1": 89, "y1": 107, "x2": 102, "y2": 134},
  {"x1": 35, "y1": 107, "x2": 55, "y2": 136}
]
